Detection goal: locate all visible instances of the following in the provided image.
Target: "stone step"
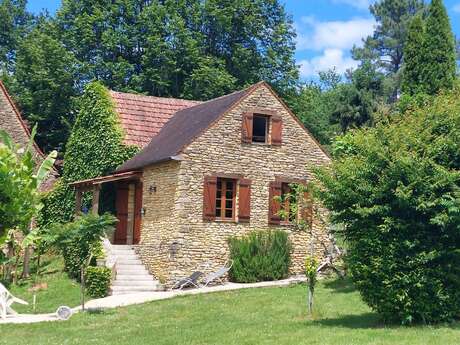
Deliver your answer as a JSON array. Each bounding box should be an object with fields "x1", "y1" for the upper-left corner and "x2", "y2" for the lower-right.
[
  {"x1": 112, "y1": 280, "x2": 158, "y2": 287},
  {"x1": 117, "y1": 263, "x2": 148, "y2": 269},
  {"x1": 117, "y1": 269, "x2": 150, "y2": 275},
  {"x1": 115, "y1": 258, "x2": 142, "y2": 265},
  {"x1": 115, "y1": 275, "x2": 155, "y2": 281},
  {"x1": 111, "y1": 251, "x2": 138, "y2": 256},
  {"x1": 111, "y1": 286, "x2": 158, "y2": 294}
]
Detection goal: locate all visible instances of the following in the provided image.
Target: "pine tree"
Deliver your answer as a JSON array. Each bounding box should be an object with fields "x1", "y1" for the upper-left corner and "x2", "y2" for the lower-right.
[
  {"x1": 420, "y1": 0, "x2": 456, "y2": 95},
  {"x1": 401, "y1": 15, "x2": 426, "y2": 95}
]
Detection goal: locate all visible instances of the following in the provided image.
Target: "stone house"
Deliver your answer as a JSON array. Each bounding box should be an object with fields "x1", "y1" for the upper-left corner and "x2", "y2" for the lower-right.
[
  {"x1": 71, "y1": 81, "x2": 332, "y2": 285},
  {"x1": 0, "y1": 81, "x2": 57, "y2": 190}
]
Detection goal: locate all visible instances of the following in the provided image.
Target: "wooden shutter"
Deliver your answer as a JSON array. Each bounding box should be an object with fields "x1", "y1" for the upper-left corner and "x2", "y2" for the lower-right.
[
  {"x1": 203, "y1": 176, "x2": 217, "y2": 221},
  {"x1": 241, "y1": 112, "x2": 253, "y2": 143},
  {"x1": 268, "y1": 181, "x2": 282, "y2": 224},
  {"x1": 133, "y1": 182, "x2": 143, "y2": 245},
  {"x1": 238, "y1": 179, "x2": 251, "y2": 223},
  {"x1": 271, "y1": 115, "x2": 282, "y2": 146}
]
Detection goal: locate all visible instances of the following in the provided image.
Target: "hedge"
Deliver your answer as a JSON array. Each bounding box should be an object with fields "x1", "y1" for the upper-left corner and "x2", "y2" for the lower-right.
[
  {"x1": 86, "y1": 266, "x2": 112, "y2": 298},
  {"x1": 228, "y1": 230, "x2": 291, "y2": 283}
]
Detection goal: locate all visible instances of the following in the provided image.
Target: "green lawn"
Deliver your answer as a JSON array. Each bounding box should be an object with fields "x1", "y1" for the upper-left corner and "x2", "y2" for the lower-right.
[
  {"x1": 5, "y1": 256, "x2": 83, "y2": 314},
  {"x1": 1, "y1": 277, "x2": 458, "y2": 345}
]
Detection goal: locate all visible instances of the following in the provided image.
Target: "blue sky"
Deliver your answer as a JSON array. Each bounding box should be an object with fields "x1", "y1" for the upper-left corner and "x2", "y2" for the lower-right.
[{"x1": 27, "y1": 0, "x2": 460, "y2": 80}]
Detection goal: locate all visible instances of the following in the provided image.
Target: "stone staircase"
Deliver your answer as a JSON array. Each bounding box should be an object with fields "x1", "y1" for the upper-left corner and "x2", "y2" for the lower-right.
[{"x1": 109, "y1": 245, "x2": 160, "y2": 295}]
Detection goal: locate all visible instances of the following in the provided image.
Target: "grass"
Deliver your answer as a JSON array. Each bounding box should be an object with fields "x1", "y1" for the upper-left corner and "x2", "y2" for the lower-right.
[
  {"x1": 4, "y1": 255, "x2": 83, "y2": 314},
  {"x1": 1, "y1": 276, "x2": 459, "y2": 345}
]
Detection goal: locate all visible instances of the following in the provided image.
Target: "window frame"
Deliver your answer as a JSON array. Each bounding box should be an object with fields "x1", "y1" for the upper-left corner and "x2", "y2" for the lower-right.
[
  {"x1": 215, "y1": 177, "x2": 237, "y2": 221},
  {"x1": 251, "y1": 114, "x2": 269, "y2": 144}
]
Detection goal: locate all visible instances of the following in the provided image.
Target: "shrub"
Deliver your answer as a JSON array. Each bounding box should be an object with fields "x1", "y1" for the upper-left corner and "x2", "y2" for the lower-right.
[
  {"x1": 316, "y1": 84, "x2": 460, "y2": 324},
  {"x1": 54, "y1": 213, "x2": 116, "y2": 280},
  {"x1": 228, "y1": 230, "x2": 291, "y2": 283},
  {"x1": 86, "y1": 266, "x2": 112, "y2": 298}
]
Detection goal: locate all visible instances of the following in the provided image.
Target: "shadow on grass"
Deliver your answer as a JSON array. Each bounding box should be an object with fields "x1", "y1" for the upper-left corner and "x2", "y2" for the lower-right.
[
  {"x1": 311, "y1": 312, "x2": 384, "y2": 329},
  {"x1": 323, "y1": 278, "x2": 356, "y2": 294}
]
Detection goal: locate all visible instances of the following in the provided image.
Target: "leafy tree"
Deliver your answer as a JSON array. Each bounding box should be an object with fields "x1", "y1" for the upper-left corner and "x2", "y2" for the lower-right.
[
  {"x1": 288, "y1": 69, "x2": 342, "y2": 147},
  {"x1": 420, "y1": 0, "x2": 456, "y2": 95},
  {"x1": 0, "y1": 127, "x2": 56, "y2": 240},
  {"x1": 330, "y1": 63, "x2": 383, "y2": 133},
  {"x1": 352, "y1": 0, "x2": 426, "y2": 97},
  {"x1": 6, "y1": 26, "x2": 80, "y2": 153},
  {"x1": 316, "y1": 84, "x2": 460, "y2": 324},
  {"x1": 401, "y1": 15, "x2": 425, "y2": 95},
  {"x1": 0, "y1": 0, "x2": 33, "y2": 71}
]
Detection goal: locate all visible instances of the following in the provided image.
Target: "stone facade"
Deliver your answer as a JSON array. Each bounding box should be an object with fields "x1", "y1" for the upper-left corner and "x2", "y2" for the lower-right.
[{"x1": 137, "y1": 84, "x2": 332, "y2": 285}]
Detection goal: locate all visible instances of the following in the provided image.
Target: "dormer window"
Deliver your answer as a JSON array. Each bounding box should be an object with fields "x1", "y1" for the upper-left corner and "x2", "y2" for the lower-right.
[
  {"x1": 252, "y1": 114, "x2": 268, "y2": 143},
  {"x1": 242, "y1": 110, "x2": 282, "y2": 146}
]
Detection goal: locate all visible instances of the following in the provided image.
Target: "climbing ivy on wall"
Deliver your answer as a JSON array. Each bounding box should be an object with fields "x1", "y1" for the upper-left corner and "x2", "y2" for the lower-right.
[{"x1": 38, "y1": 82, "x2": 138, "y2": 226}]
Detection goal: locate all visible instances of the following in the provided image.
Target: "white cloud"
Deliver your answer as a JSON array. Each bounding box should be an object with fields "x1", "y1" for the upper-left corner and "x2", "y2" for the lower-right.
[
  {"x1": 331, "y1": 0, "x2": 373, "y2": 10},
  {"x1": 453, "y1": 4, "x2": 460, "y2": 13},
  {"x1": 299, "y1": 49, "x2": 359, "y2": 77},
  {"x1": 296, "y1": 17, "x2": 375, "y2": 51}
]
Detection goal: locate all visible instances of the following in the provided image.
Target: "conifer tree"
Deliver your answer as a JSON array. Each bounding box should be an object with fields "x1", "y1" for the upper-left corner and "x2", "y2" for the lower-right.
[
  {"x1": 401, "y1": 15, "x2": 426, "y2": 95},
  {"x1": 420, "y1": 0, "x2": 456, "y2": 95}
]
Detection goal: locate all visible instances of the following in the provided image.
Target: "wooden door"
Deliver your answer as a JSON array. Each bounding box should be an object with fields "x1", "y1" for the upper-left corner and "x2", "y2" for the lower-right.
[
  {"x1": 114, "y1": 182, "x2": 129, "y2": 244},
  {"x1": 133, "y1": 182, "x2": 143, "y2": 245}
]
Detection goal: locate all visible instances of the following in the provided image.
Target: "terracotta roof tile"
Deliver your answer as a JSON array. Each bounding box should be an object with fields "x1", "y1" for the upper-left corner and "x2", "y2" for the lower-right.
[{"x1": 110, "y1": 91, "x2": 201, "y2": 148}]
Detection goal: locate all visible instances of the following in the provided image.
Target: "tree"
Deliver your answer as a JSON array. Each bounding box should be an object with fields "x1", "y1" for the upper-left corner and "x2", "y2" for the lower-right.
[
  {"x1": 6, "y1": 26, "x2": 80, "y2": 152},
  {"x1": 330, "y1": 63, "x2": 383, "y2": 133},
  {"x1": 401, "y1": 15, "x2": 425, "y2": 95},
  {"x1": 419, "y1": 0, "x2": 456, "y2": 95},
  {"x1": 352, "y1": 0, "x2": 426, "y2": 97},
  {"x1": 0, "y1": 0, "x2": 33, "y2": 72},
  {"x1": 316, "y1": 84, "x2": 460, "y2": 324}
]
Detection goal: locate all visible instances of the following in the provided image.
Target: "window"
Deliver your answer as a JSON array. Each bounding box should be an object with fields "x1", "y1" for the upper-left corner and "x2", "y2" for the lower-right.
[
  {"x1": 242, "y1": 111, "x2": 282, "y2": 145},
  {"x1": 215, "y1": 178, "x2": 236, "y2": 220},
  {"x1": 252, "y1": 115, "x2": 268, "y2": 143},
  {"x1": 281, "y1": 182, "x2": 297, "y2": 223}
]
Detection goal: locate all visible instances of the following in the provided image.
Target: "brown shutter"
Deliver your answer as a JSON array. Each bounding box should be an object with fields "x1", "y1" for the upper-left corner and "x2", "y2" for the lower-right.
[
  {"x1": 268, "y1": 181, "x2": 282, "y2": 224},
  {"x1": 203, "y1": 176, "x2": 217, "y2": 221},
  {"x1": 115, "y1": 182, "x2": 129, "y2": 244},
  {"x1": 238, "y1": 179, "x2": 251, "y2": 223},
  {"x1": 241, "y1": 112, "x2": 253, "y2": 143},
  {"x1": 271, "y1": 115, "x2": 282, "y2": 146}
]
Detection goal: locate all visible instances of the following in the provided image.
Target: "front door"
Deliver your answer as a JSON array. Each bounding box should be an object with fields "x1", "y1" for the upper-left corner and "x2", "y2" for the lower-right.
[{"x1": 114, "y1": 182, "x2": 129, "y2": 244}]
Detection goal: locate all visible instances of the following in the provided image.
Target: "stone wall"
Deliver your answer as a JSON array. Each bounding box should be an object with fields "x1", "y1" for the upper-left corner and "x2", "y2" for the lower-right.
[{"x1": 139, "y1": 84, "x2": 332, "y2": 285}]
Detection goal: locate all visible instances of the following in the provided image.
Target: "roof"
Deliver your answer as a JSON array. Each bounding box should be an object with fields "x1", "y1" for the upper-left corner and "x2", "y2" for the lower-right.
[
  {"x1": 110, "y1": 91, "x2": 201, "y2": 148},
  {"x1": 117, "y1": 86, "x2": 253, "y2": 172},
  {"x1": 69, "y1": 171, "x2": 142, "y2": 189}
]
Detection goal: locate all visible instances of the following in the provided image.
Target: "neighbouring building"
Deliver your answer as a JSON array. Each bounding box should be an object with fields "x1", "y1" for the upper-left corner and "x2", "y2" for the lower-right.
[
  {"x1": 0, "y1": 81, "x2": 57, "y2": 190},
  {"x1": 70, "y1": 81, "x2": 332, "y2": 285}
]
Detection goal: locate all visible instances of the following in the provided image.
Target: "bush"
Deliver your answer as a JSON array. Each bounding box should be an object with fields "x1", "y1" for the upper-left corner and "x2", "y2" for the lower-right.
[
  {"x1": 54, "y1": 213, "x2": 116, "y2": 280},
  {"x1": 228, "y1": 230, "x2": 291, "y2": 283},
  {"x1": 316, "y1": 85, "x2": 460, "y2": 324},
  {"x1": 86, "y1": 266, "x2": 112, "y2": 298}
]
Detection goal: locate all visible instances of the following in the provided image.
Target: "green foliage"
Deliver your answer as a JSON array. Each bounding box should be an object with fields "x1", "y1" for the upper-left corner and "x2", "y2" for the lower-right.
[
  {"x1": 0, "y1": 126, "x2": 56, "y2": 239},
  {"x1": 352, "y1": 0, "x2": 426, "y2": 95},
  {"x1": 420, "y1": 0, "x2": 457, "y2": 95},
  {"x1": 53, "y1": 213, "x2": 116, "y2": 280},
  {"x1": 316, "y1": 84, "x2": 460, "y2": 324},
  {"x1": 305, "y1": 257, "x2": 318, "y2": 291},
  {"x1": 39, "y1": 82, "x2": 138, "y2": 226},
  {"x1": 85, "y1": 266, "x2": 111, "y2": 298},
  {"x1": 228, "y1": 230, "x2": 291, "y2": 283},
  {"x1": 0, "y1": 0, "x2": 32, "y2": 72},
  {"x1": 6, "y1": 25, "x2": 80, "y2": 152},
  {"x1": 401, "y1": 15, "x2": 426, "y2": 96}
]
